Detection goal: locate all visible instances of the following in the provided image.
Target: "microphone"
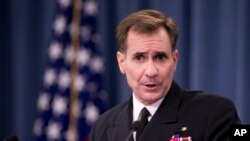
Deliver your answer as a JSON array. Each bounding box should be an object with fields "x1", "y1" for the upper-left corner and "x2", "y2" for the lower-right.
[
  {"x1": 125, "y1": 121, "x2": 141, "y2": 141},
  {"x1": 4, "y1": 135, "x2": 18, "y2": 141}
]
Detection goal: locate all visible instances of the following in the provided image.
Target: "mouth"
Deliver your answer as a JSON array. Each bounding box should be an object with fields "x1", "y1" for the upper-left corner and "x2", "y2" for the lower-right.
[
  {"x1": 145, "y1": 84, "x2": 157, "y2": 87},
  {"x1": 143, "y1": 83, "x2": 159, "y2": 91}
]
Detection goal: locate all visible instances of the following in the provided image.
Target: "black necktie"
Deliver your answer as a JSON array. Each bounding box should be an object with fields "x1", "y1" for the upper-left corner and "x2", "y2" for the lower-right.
[{"x1": 136, "y1": 107, "x2": 150, "y2": 141}]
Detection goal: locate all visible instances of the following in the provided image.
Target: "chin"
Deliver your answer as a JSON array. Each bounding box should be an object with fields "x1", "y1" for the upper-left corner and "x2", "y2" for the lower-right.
[{"x1": 143, "y1": 95, "x2": 163, "y2": 104}]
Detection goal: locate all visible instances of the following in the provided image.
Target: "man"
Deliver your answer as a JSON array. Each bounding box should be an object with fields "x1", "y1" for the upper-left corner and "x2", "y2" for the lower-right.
[{"x1": 90, "y1": 9, "x2": 240, "y2": 141}]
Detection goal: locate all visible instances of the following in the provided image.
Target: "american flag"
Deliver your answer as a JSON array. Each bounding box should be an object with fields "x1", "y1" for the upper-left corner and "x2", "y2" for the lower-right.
[{"x1": 33, "y1": 0, "x2": 107, "y2": 140}]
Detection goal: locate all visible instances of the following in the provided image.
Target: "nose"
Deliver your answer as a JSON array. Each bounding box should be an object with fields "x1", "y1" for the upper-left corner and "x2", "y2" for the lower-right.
[{"x1": 145, "y1": 61, "x2": 158, "y2": 78}]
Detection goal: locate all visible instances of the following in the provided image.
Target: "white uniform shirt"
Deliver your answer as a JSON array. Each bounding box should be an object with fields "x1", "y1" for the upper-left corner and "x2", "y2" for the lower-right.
[{"x1": 132, "y1": 93, "x2": 165, "y2": 141}]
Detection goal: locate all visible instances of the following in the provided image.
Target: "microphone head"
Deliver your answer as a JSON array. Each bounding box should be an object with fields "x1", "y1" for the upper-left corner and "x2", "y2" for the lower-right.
[
  {"x1": 4, "y1": 135, "x2": 18, "y2": 141},
  {"x1": 131, "y1": 121, "x2": 141, "y2": 131}
]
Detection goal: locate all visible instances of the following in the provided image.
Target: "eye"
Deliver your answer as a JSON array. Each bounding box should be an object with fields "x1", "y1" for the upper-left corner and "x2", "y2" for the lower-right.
[
  {"x1": 155, "y1": 53, "x2": 167, "y2": 61},
  {"x1": 134, "y1": 54, "x2": 144, "y2": 61},
  {"x1": 156, "y1": 55, "x2": 165, "y2": 60}
]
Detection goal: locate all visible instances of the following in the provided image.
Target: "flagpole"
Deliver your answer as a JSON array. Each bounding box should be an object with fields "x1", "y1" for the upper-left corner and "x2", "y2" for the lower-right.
[{"x1": 69, "y1": 0, "x2": 82, "y2": 140}]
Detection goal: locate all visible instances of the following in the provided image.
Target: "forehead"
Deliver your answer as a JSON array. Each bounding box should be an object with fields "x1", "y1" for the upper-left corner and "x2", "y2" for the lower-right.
[{"x1": 126, "y1": 27, "x2": 171, "y2": 53}]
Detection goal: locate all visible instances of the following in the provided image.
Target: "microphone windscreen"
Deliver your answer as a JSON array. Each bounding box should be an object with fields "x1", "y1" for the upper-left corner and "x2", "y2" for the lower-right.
[
  {"x1": 125, "y1": 121, "x2": 141, "y2": 141},
  {"x1": 4, "y1": 135, "x2": 18, "y2": 141}
]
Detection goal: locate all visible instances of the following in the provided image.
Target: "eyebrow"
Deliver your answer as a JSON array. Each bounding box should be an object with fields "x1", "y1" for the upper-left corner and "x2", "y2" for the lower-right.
[
  {"x1": 154, "y1": 51, "x2": 167, "y2": 56},
  {"x1": 134, "y1": 52, "x2": 145, "y2": 55},
  {"x1": 153, "y1": 51, "x2": 169, "y2": 59},
  {"x1": 132, "y1": 51, "x2": 168, "y2": 57},
  {"x1": 133, "y1": 52, "x2": 145, "y2": 57}
]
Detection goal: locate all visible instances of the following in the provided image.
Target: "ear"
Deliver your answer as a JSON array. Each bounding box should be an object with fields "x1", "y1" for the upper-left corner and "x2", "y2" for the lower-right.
[
  {"x1": 172, "y1": 49, "x2": 179, "y2": 71},
  {"x1": 117, "y1": 51, "x2": 126, "y2": 74}
]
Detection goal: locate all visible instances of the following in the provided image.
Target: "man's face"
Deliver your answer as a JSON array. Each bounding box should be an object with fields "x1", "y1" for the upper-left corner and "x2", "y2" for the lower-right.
[{"x1": 117, "y1": 27, "x2": 178, "y2": 105}]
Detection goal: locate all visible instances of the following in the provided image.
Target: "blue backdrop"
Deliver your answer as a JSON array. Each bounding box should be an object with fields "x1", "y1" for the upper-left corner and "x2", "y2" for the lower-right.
[{"x1": 0, "y1": 0, "x2": 249, "y2": 141}]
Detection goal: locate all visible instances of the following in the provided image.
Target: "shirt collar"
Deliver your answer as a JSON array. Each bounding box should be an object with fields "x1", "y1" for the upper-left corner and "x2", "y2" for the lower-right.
[{"x1": 132, "y1": 93, "x2": 164, "y2": 122}]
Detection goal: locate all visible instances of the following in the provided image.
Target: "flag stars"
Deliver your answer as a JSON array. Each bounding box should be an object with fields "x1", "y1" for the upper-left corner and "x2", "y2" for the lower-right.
[
  {"x1": 52, "y1": 95, "x2": 67, "y2": 116},
  {"x1": 58, "y1": 0, "x2": 71, "y2": 8},
  {"x1": 84, "y1": 102, "x2": 99, "y2": 124},
  {"x1": 87, "y1": 82, "x2": 98, "y2": 94},
  {"x1": 46, "y1": 122, "x2": 62, "y2": 140},
  {"x1": 44, "y1": 68, "x2": 57, "y2": 87},
  {"x1": 90, "y1": 57, "x2": 104, "y2": 73},
  {"x1": 38, "y1": 93, "x2": 50, "y2": 112},
  {"x1": 33, "y1": 118, "x2": 43, "y2": 136},
  {"x1": 91, "y1": 33, "x2": 101, "y2": 44},
  {"x1": 58, "y1": 70, "x2": 71, "y2": 90},
  {"x1": 81, "y1": 26, "x2": 91, "y2": 41},
  {"x1": 49, "y1": 42, "x2": 63, "y2": 61},
  {"x1": 83, "y1": 0, "x2": 98, "y2": 16},
  {"x1": 77, "y1": 48, "x2": 91, "y2": 66},
  {"x1": 53, "y1": 16, "x2": 67, "y2": 35}
]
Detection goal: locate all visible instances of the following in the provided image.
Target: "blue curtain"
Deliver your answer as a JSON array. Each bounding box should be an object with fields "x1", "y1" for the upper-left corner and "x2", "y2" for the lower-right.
[
  {"x1": 0, "y1": 0, "x2": 249, "y2": 140},
  {"x1": 0, "y1": 0, "x2": 56, "y2": 140}
]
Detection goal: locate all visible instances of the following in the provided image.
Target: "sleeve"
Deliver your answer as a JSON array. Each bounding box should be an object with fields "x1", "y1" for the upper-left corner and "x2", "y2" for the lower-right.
[
  {"x1": 204, "y1": 97, "x2": 241, "y2": 141},
  {"x1": 89, "y1": 115, "x2": 110, "y2": 141},
  {"x1": 89, "y1": 118, "x2": 108, "y2": 141}
]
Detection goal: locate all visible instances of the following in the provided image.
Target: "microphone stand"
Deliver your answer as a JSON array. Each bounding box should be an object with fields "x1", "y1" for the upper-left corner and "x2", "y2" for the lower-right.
[{"x1": 125, "y1": 121, "x2": 141, "y2": 141}]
